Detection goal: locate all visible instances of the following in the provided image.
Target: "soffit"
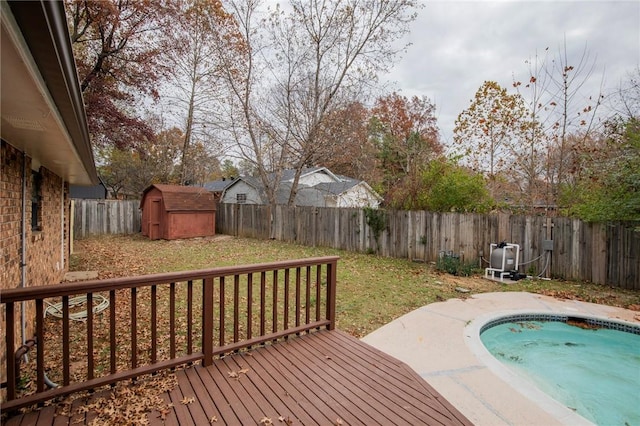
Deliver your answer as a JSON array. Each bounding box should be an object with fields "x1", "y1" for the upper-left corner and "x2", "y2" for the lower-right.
[{"x1": 1, "y1": 2, "x2": 96, "y2": 184}]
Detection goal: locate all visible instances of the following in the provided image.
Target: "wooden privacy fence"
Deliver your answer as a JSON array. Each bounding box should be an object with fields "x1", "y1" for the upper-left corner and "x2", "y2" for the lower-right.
[
  {"x1": 217, "y1": 204, "x2": 639, "y2": 290},
  {"x1": 72, "y1": 199, "x2": 141, "y2": 239}
]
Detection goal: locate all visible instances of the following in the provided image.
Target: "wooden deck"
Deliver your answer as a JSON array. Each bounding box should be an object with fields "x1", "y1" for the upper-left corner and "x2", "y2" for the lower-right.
[{"x1": 4, "y1": 330, "x2": 471, "y2": 425}]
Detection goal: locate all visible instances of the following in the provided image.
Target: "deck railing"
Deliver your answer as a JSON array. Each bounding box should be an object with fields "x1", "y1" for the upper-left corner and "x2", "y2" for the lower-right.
[{"x1": 1, "y1": 256, "x2": 338, "y2": 411}]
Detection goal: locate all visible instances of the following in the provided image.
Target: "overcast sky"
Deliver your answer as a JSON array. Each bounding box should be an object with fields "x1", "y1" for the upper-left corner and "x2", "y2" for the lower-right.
[{"x1": 384, "y1": 0, "x2": 640, "y2": 146}]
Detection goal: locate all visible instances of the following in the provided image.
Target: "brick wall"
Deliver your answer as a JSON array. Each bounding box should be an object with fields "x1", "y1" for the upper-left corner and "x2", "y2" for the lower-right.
[{"x1": 1, "y1": 140, "x2": 70, "y2": 391}]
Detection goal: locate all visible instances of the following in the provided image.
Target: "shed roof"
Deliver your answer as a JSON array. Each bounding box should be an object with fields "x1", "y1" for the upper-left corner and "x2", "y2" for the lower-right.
[{"x1": 141, "y1": 184, "x2": 216, "y2": 211}]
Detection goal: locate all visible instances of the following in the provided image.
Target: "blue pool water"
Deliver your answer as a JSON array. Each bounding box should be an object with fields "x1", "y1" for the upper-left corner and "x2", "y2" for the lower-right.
[{"x1": 481, "y1": 319, "x2": 640, "y2": 425}]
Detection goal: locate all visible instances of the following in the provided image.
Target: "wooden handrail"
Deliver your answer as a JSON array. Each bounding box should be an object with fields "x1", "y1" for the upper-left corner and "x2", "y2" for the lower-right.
[
  {"x1": 1, "y1": 256, "x2": 339, "y2": 412},
  {"x1": 0, "y1": 257, "x2": 339, "y2": 302}
]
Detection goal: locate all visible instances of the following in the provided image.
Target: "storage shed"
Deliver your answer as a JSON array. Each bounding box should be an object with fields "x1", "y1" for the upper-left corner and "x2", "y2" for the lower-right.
[{"x1": 140, "y1": 184, "x2": 216, "y2": 240}]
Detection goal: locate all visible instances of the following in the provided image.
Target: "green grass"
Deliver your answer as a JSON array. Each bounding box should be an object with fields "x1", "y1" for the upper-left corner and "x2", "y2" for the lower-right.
[{"x1": 71, "y1": 234, "x2": 640, "y2": 338}]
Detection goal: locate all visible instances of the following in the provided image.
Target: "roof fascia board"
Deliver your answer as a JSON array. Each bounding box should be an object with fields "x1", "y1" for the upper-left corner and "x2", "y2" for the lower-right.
[
  {"x1": 297, "y1": 167, "x2": 340, "y2": 182},
  {"x1": 6, "y1": 0, "x2": 98, "y2": 184}
]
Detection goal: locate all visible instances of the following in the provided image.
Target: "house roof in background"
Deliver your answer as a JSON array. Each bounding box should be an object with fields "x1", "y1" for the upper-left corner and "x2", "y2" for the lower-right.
[
  {"x1": 70, "y1": 176, "x2": 107, "y2": 199},
  {"x1": 279, "y1": 167, "x2": 339, "y2": 183},
  {"x1": 202, "y1": 179, "x2": 234, "y2": 192},
  {"x1": 314, "y1": 180, "x2": 359, "y2": 195},
  {"x1": 1, "y1": 1, "x2": 97, "y2": 185},
  {"x1": 141, "y1": 184, "x2": 216, "y2": 211},
  {"x1": 273, "y1": 183, "x2": 322, "y2": 205}
]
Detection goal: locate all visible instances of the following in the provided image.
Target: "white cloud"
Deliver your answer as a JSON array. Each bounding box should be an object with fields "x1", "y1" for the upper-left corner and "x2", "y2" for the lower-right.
[{"x1": 384, "y1": 0, "x2": 640, "y2": 145}]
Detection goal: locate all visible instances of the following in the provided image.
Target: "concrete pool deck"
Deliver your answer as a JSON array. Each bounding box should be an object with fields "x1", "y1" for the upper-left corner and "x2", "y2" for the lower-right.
[{"x1": 361, "y1": 291, "x2": 640, "y2": 426}]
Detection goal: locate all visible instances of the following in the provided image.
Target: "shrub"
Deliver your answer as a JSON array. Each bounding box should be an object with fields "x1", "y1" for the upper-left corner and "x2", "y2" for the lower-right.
[{"x1": 436, "y1": 253, "x2": 477, "y2": 277}]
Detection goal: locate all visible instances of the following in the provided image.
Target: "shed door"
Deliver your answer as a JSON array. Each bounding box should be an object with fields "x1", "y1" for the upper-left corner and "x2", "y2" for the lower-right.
[{"x1": 149, "y1": 198, "x2": 161, "y2": 240}]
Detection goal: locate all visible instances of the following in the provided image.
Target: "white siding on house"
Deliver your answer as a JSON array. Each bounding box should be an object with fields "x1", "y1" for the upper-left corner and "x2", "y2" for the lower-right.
[
  {"x1": 221, "y1": 181, "x2": 262, "y2": 204},
  {"x1": 334, "y1": 183, "x2": 381, "y2": 208},
  {"x1": 297, "y1": 170, "x2": 336, "y2": 186}
]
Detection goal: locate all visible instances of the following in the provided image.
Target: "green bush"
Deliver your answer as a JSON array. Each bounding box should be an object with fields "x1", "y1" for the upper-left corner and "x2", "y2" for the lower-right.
[{"x1": 435, "y1": 254, "x2": 477, "y2": 277}]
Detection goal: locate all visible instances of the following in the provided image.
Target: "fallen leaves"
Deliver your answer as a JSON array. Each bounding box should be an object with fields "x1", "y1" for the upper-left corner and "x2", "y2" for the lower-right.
[
  {"x1": 210, "y1": 415, "x2": 218, "y2": 423},
  {"x1": 540, "y1": 290, "x2": 578, "y2": 300},
  {"x1": 55, "y1": 372, "x2": 178, "y2": 425},
  {"x1": 181, "y1": 396, "x2": 195, "y2": 405},
  {"x1": 157, "y1": 406, "x2": 171, "y2": 420},
  {"x1": 227, "y1": 367, "x2": 250, "y2": 380},
  {"x1": 259, "y1": 417, "x2": 273, "y2": 425}
]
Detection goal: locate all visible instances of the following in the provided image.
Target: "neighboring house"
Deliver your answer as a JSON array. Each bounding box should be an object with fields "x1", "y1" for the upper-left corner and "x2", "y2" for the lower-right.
[
  {"x1": 218, "y1": 167, "x2": 382, "y2": 208},
  {"x1": 69, "y1": 176, "x2": 108, "y2": 199},
  {"x1": 1, "y1": 0, "x2": 99, "y2": 377},
  {"x1": 219, "y1": 175, "x2": 265, "y2": 205},
  {"x1": 201, "y1": 178, "x2": 235, "y2": 201}
]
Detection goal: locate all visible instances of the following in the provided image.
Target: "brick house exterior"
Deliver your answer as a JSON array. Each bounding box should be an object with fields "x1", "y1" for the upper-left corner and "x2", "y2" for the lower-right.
[{"x1": 1, "y1": 1, "x2": 98, "y2": 391}]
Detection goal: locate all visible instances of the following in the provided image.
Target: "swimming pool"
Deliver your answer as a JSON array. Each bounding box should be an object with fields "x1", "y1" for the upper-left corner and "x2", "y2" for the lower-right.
[{"x1": 480, "y1": 314, "x2": 640, "y2": 426}]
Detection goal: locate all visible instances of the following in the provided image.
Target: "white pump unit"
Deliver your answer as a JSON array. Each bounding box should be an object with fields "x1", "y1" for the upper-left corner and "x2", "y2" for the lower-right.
[{"x1": 485, "y1": 242, "x2": 520, "y2": 281}]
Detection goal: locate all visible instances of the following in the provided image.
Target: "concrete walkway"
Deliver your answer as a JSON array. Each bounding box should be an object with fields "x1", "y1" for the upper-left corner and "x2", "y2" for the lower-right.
[{"x1": 362, "y1": 292, "x2": 640, "y2": 426}]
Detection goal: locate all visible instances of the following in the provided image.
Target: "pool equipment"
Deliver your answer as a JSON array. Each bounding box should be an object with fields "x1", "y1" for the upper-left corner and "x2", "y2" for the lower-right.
[{"x1": 485, "y1": 242, "x2": 520, "y2": 281}]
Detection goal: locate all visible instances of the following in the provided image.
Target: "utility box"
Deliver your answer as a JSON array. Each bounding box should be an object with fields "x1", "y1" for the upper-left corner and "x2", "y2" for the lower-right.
[{"x1": 140, "y1": 184, "x2": 216, "y2": 240}]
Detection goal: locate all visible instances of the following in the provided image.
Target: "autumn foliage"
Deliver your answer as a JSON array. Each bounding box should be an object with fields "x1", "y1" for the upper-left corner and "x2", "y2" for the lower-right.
[{"x1": 66, "y1": 0, "x2": 176, "y2": 149}]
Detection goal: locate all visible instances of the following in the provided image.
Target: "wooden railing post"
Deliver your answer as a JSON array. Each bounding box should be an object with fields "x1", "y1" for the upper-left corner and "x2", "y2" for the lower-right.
[
  {"x1": 62, "y1": 295, "x2": 70, "y2": 385},
  {"x1": 36, "y1": 299, "x2": 44, "y2": 393},
  {"x1": 202, "y1": 277, "x2": 214, "y2": 366},
  {"x1": 6, "y1": 301, "x2": 16, "y2": 401},
  {"x1": 326, "y1": 259, "x2": 337, "y2": 330}
]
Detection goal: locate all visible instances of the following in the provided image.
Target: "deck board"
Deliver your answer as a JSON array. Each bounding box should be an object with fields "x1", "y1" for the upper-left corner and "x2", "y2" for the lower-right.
[{"x1": 3, "y1": 330, "x2": 472, "y2": 425}]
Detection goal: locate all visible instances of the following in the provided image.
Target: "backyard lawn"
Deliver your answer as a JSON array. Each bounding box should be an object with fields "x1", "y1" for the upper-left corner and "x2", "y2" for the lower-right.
[
  {"x1": 71, "y1": 234, "x2": 640, "y2": 338},
  {"x1": 8, "y1": 233, "x2": 639, "y2": 425}
]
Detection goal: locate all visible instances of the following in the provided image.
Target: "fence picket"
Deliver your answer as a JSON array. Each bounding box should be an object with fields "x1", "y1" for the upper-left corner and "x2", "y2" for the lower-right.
[{"x1": 72, "y1": 199, "x2": 140, "y2": 238}]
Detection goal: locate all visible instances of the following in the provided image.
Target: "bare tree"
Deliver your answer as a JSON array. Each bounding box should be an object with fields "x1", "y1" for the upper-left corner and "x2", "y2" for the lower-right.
[
  {"x1": 544, "y1": 41, "x2": 604, "y2": 204},
  {"x1": 212, "y1": 0, "x2": 285, "y2": 216},
  {"x1": 214, "y1": 0, "x2": 419, "y2": 214},
  {"x1": 609, "y1": 66, "x2": 640, "y2": 121},
  {"x1": 271, "y1": 0, "x2": 419, "y2": 205},
  {"x1": 163, "y1": 0, "x2": 240, "y2": 184},
  {"x1": 511, "y1": 49, "x2": 554, "y2": 208}
]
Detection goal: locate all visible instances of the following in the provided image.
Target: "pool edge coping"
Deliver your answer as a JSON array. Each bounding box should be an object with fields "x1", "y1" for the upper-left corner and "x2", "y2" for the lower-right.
[{"x1": 464, "y1": 310, "x2": 640, "y2": 426}]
